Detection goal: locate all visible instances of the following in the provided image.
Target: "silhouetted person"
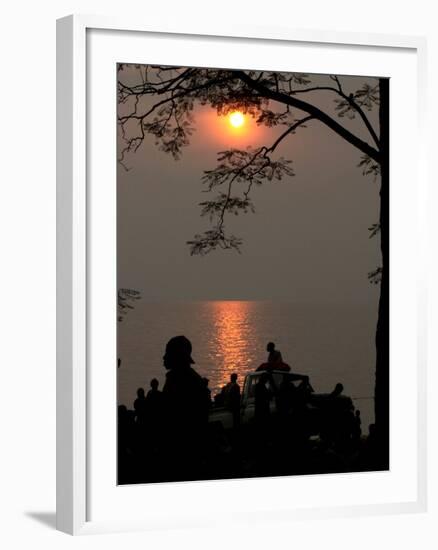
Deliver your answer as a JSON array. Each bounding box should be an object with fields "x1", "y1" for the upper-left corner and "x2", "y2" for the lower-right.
[
  {"x1": 223, "y1": 373, "x2": 241, "y2": 428},
  {"x1": 145, "y1": 378, "x2": 163, "y2": 413},
  {"x1": 267, "y1": 342, "x2": 282, "y2": 364},
  {"x1": 322, "y1": 383, "x2": 354, "y2": 447},
  {"x1": 162, "y1": 336, "x2": 208, "y2": 421},
  {"x1": 133, "y1": 387, "x2": 147, "y2": 425},
  {"x1": 118, "y1": 358, "x2": 121, "y2": 368},
  {"x1": 162, "y1": 335, "x2": 210, "y2": 479},
  {"x1": 144, "y1": 377, "x2": 163, "y2": 422},
  {"x1": 140, "y1": 378, "x2": 164, "y2": 453},
  {"x1": 256, "y1": 342, "x2": 291, "y2": 372}
]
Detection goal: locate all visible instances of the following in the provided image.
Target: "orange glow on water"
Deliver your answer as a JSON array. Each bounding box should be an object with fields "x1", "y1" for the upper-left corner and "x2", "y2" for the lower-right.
[{"x1": 210, "y1": 301, "x2": 255, "y2": 390}]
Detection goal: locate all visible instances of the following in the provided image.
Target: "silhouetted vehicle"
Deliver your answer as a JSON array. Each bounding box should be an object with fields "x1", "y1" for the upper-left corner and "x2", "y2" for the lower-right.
[{"x1": 209, "y1": 370, "x2": 354, "y2": 438}]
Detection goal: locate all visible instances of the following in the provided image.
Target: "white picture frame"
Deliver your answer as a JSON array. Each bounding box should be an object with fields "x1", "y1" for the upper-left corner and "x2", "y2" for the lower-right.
[{"x1": 56, "y1": 14, "x2": 427, "y2": 535}]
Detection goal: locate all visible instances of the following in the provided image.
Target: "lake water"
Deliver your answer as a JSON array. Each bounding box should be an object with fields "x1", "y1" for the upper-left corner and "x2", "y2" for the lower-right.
[{"x1": 118, "y1": 300, "x2": 378, "y2": 430}]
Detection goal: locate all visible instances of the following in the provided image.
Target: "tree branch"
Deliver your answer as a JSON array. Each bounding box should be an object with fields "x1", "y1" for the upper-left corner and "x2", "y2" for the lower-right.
[
  {"x1": 265, "y1": 116, "x2": 313, "y2": 153},
  {"x1": 234, "y1": 71, "x2": 381, "y2": 164},
  {"x1": 290, "y1": 82, "x2": 380, "y2": 149}
]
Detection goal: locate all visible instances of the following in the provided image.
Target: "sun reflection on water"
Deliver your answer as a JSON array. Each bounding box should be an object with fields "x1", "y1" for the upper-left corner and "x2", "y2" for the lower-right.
[{"x1": 205, "y1": 301, "x2": 260, "y2": 392}]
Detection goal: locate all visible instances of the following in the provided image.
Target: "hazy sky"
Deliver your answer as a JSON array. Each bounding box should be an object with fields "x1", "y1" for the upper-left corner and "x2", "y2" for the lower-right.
[{"x1": 117, "y1": 67, "x2": 381, "y2": 306}]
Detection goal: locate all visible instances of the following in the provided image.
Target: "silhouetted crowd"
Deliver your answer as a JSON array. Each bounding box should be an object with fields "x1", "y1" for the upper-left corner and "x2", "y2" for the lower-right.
[{"x1": 118, "y1": 336, "x2": 385, "y2": 484}]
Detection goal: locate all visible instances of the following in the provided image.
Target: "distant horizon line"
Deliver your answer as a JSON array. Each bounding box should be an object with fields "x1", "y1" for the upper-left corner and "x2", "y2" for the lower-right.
[{"x1": 123, "y1": 297, "x2": 378, "y2": 306}]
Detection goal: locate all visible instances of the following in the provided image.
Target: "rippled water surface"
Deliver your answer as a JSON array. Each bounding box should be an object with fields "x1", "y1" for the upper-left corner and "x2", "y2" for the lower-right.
[{"x1": 118, "y1": 301, "x2": 378, "y2": 429}]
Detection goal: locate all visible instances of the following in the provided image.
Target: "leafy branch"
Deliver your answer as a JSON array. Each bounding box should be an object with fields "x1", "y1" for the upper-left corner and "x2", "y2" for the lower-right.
[{"x1": 118, "y1": 288, "x2": 141, "y2": 322}]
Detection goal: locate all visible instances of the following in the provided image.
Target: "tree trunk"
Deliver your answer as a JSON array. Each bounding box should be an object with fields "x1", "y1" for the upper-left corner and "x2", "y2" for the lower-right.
[{"x1": 374, "y1": 78, "x2": 390, "y2": 467}]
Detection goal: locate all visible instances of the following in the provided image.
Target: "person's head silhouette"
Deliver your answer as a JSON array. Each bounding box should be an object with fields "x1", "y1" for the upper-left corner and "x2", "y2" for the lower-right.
[
  {"x1": 267, "y1": 342, "x2": 275, "y2": 353},
  {"x1": 163, "y1": 335, "x2": 195, "y2": 370},
  {"x1": 150, "y1": 378, "x2": 159, "y2": 390},
  {"x1": 230, "y1": 373, "x2": 238, "y2": 383},
  {"x1": 137, "y1": 387, "x2": 145, "y2": 398},
  {"x1": 332, "y1": 383, "x2": 344, "y2": 396}
]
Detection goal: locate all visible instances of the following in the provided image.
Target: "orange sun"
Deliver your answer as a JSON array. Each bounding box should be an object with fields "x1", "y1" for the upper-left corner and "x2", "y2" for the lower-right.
[{"x1": 228, "y1": 111, "x2": 245, "y2": 128}]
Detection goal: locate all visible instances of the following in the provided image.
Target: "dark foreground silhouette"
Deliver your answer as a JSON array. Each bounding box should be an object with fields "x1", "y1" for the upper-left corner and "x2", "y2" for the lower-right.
[{"x1": 118, "y1": 337, "x2": 388, "y2": 485}]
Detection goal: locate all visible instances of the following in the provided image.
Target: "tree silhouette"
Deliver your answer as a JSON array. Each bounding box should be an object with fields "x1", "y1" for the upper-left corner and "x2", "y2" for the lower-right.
[
  {"x1": 118, "y1": 288, "x2": 141, "y2": 322},
  {"x1": 118, "y1": 65, "x2": 389, "y2": 464}
]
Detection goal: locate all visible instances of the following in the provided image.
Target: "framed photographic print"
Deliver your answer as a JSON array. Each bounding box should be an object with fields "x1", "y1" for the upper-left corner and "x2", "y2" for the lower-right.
[{"x1": 56, "y1": 15, "x2": 427, "y2": 535}]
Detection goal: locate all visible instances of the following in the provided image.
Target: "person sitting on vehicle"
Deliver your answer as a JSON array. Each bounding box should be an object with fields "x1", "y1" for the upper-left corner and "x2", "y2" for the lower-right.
[
  {"x1": 267, "y1": 342, "x2": 283, "y2": 364},
  {"x1": 256, "y1": 342, "x2": 292, "y2": 372}
]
